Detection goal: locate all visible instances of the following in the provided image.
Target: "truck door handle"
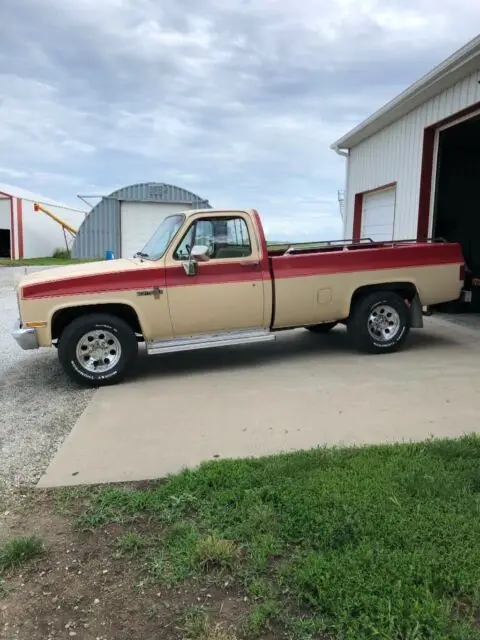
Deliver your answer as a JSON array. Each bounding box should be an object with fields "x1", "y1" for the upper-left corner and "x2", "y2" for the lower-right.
[{"x1": 240, "y1": 261, "x2": 259, "y2": 267}]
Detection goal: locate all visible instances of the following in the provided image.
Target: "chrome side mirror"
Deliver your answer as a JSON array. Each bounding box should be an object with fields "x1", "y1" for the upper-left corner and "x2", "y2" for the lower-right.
[
  {"x1": 191, "y1": 245, "x2": 210, "y2": 262},
  {"x1": 183, "y1": 260, "x2": 197, "y2": 276},
  {"x1": 182, "y1": 245, "x2": 210, "y2": 276}
]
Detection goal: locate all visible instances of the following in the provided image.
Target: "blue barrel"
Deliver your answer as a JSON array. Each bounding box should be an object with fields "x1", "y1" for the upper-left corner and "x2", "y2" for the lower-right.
[{"x1": 105, "y1": 250, "x2": 114, "y2": 260}]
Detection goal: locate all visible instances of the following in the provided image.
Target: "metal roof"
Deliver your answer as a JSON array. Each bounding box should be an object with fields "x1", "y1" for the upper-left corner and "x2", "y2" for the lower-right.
[
  {"x1": 0, "y1": 182, "x2": 87, "y2": 212},
  {"x1": 97, "y1": 182, "x2": 212, "y2": 205},
  {"x1": 332, "y1": 34, "x2": 480, "y2": 151}
]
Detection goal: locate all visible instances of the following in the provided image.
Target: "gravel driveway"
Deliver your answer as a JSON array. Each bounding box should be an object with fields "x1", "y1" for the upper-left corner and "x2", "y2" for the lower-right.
[{"x1": 0, "y1": 267, "x2": 94, "y2": 492}]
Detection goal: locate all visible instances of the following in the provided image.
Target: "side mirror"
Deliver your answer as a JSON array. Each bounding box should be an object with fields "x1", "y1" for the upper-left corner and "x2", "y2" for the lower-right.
[
  {"x1": 191, "y1": 245, "x2": 210, "y2": 262},
  {"x1": 182, "y1": 245, "x2": 210, "y2": 276}
]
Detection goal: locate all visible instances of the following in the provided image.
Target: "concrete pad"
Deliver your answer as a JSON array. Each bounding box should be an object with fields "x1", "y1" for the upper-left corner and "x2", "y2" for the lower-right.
[
  {"x1": 434, "y1": 311, "x2": 480, "y2": 335},
  {"x1": 38, "y1": 319, "x2": 480, "y2": 487}
]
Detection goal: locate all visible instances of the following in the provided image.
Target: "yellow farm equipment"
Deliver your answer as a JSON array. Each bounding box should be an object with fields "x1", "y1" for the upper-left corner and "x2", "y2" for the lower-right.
[{"x1": 34, "y1": 202, "x2": 78, "y2": 253}]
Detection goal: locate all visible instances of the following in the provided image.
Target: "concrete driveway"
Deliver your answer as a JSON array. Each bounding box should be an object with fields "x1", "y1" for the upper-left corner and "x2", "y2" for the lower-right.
[{"x1": 38, "y1": 318, "x2": 480, "y2": 487}]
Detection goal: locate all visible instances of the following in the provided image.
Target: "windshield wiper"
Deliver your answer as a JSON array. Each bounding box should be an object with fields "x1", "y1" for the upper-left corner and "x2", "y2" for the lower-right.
[{"x1": 134, "y1": 251, "x2": 149, "y2": 258}]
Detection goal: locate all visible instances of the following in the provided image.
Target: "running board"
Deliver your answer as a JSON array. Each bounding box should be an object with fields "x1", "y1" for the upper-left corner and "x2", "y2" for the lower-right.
[{"x1": 146, "y1": 329, "x2": 275, "y2": 356}]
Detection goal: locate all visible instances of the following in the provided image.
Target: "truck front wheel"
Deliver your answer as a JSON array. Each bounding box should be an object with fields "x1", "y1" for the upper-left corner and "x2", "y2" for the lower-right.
[
  {"x1": 58, "y1": 313, "x2": 138, "y2": 386},
  {"x1": 347, "y1": 291, "x2": 410, "y2": 354}
]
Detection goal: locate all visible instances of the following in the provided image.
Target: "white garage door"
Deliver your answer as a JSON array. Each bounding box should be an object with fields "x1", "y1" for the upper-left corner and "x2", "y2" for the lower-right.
[
  {"x1": 361, "y1": 187, "x2": 396, "y2": 242},
  {"x1": 120, "y1": 202, "x2": 192, "y2": 258},
  {"x1": 0, "y1": 197, "x2": 11, "y2": 228}
]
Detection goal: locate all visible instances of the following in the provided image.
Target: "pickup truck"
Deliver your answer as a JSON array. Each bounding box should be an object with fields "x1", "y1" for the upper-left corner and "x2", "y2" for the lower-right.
[{"x1": 13, "y1": 208, "x2": 464, "y2": 386}]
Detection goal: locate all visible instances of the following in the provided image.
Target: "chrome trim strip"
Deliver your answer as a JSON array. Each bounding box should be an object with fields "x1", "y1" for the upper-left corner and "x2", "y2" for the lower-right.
[{"x1": 146, "y1": 329, "x2": 274, "y2": 355}]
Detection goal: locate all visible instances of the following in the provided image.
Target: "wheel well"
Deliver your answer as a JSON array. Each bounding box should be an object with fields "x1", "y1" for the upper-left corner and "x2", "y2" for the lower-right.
[
  {"x1": 349, "y1": 282, "x2": 418, "y2": 316},
  {"x1": 51, "y1": 304, "x2": 143, "y2": 341}
]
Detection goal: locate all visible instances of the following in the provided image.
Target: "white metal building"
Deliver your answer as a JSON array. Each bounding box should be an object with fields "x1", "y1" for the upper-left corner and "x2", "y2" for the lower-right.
[
  {"x1": 0, "y1": 183, "x2": 87, "y2": 259},
  {"x1": 332, "y1": 34, "x2": 480, "y2": 266}
]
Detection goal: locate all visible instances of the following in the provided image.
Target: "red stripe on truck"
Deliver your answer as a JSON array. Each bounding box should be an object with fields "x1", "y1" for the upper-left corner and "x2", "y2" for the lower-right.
[
  {"x1": 21, "y1": 263, "x2": 264, "y2": 300},
  {"x1": 271, "y1": 242, "x2": 463, "y2": 279},
  {"x1": 22, "y1": 268, "x2": 167, "y2": 300},
  {"x1": 21, "y1": 242, "x2": 463, "y2": 300},
  {"x1": 166, "y1": 263, "x2": 264, "y2": 288}
]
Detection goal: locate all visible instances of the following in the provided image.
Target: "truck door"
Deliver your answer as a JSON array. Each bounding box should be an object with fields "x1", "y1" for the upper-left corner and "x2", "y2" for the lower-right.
[{"x1": 164, "y1": 213, "x2": 267, "y2": 337}]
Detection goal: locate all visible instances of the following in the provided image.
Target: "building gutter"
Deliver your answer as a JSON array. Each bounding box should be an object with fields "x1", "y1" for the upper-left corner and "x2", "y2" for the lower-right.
[{"x1": 332, "y1": 145, "x2": 349, "y2": 157}]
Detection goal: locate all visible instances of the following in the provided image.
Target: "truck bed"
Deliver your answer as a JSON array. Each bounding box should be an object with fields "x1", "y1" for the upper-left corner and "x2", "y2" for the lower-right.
[
  {"x1": 267, "y1": 239, "x2": 464, "y2": 330},
  {"x1": 269, "y1": 240, "x2": 463, "y2": 274}
]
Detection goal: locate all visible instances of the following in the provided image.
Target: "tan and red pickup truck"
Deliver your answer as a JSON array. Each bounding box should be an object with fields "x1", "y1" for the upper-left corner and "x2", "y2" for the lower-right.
[{"x1": 13, "y1": 208, "x2": 464, "y2": 386}]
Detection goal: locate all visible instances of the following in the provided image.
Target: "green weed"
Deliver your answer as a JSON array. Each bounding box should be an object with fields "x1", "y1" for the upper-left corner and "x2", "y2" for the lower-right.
[
  {"x1": 183, "y1": 605, "x2": 238, "y2": 639},
  {"x1": 194, "y1": 535, "x2": 238, "y2": 572},
  {"x1": 247, "y1": 600, "x2": 282, "y2": 635},
  {"x1": 0, "y1": 536, "x2": 45, "y2": 572},
  {"x1": 148, "y1": 522, "x2": 199, "y2": 586},
  {"x1": 117, "y1": 532, "x2": 150, "y2": 555}
]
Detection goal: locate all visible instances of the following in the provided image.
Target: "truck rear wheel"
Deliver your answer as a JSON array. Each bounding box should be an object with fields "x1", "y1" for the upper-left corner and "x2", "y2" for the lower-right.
[
  {"x1": 58, "y1": 313, "x2": 138, "y2": 386},
  {"x1": 306, "y1": 322, "x2": 337, "y2": 334},
  {"x1": 347, "y1": 291, "x2": 410, "y2": 354}
]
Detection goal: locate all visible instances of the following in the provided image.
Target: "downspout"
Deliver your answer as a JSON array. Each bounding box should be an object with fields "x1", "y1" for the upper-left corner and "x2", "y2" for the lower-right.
[
  {"x1": 332, "y1": 145, "x2": 349, "y2": 158},
  {"x1": 331, "y1": 145, "x2": 349, "y2": 237}
]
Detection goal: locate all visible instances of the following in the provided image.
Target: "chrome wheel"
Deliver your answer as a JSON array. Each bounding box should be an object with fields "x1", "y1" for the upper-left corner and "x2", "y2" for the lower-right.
[
  {"x1": 75, "y1": 329, "x2": 121, "y2": 373},
  {"x1": 367, "y1": 304, "x2": 401, "y2": 343}
]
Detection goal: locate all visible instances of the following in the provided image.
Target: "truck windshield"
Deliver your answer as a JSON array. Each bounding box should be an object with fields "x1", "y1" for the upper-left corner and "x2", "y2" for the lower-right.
[{"x1": 139, "y1": 214, "x2": 185, "y2": 261}]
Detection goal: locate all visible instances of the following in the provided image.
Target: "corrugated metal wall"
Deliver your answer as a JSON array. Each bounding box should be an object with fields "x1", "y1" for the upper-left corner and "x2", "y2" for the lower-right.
[
  {"x1": 72, "y1": 183, "x2": 211, "y2": 258},
  {"x1": 344, "y1": 69, "x2": 480, "y2": 240},
  {"x1": 72, "y1": 197, "x2": 121, "y2": 259}
]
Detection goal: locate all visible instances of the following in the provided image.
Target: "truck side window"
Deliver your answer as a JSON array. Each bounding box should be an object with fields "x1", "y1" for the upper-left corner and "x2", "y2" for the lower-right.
[
  {"x1": 174, "y1": 217, "x2": 252, "y2": 260},
  {"x1": 174, "y1": 222, "x2": 213, "y2": 260}
]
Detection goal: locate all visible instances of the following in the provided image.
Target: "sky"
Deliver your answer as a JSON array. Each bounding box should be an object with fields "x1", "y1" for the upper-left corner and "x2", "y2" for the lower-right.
[{"x1": 0, "y1": 1, "x2": 479, "y2": 241}]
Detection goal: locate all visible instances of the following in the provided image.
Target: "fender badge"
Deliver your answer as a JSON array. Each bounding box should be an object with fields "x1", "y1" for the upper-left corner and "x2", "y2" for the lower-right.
[{"x1": 137, "y1": 287, "x2": 163, "y2": 299}]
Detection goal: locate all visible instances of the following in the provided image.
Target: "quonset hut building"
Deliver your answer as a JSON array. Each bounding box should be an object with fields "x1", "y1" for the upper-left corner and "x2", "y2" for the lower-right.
[{"x1": 72, "y1": 182, "x2": 211, "y2": 259}]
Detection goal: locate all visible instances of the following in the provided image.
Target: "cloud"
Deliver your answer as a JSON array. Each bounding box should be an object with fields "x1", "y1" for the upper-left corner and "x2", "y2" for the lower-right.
[
  {"x1": 0, "y1": 167, "x2": 29, "y2": 179},
  {"x1": 0, "y1": 0, "x2": 479, "y2": 239}
]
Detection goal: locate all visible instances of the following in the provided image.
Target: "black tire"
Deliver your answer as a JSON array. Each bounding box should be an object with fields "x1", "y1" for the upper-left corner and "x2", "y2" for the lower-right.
[
  {"x1": 306, "y1": 322, "x2": 337, "y2": 334},
  {"x1": 58, "y1": 313, "x2": 138, "y2": 386},
  {"x1": 347, "y1": 291, "x2": 410, "y2": 354}
]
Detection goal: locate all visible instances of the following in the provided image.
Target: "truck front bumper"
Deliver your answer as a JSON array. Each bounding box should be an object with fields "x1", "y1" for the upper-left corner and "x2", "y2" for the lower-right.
[{"x1": 12, "y1": 320, "x2": 39, "y2": 350}]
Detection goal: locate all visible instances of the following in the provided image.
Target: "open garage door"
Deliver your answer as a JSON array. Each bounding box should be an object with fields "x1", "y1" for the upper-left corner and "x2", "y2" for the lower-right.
[
  {"x1": 0, "y1": 196, "x2": 11, "y2": 258},
  {"x1": 433, "y1": 113, "x2": 480, "y2": 312},
  {"x1": 361, "y1": 187, "x2": 396, "y2": 241},
  {"x1": 120, "y1": 202, "x2": 193, "y2": 259},
  {"x1": 433, "y1": 116, "x2": 480, "y2": 313}
]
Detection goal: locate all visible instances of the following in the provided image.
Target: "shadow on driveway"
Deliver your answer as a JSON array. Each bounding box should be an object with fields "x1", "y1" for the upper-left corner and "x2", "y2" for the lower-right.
[{"x1": 131, "y1": 326, "x2": 458, "y2": 383}]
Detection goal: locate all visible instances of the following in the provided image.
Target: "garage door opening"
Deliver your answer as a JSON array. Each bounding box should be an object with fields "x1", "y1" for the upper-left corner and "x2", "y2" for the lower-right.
[
  {"x1": 0, "y1": 195, "x2": 11, "y2": 258},
  {"x1": 0, "y1": 229, "x2": 10, "y2": 258},
  {"x1": 432, "y1": 114, "x2": 480, "y2": 312}
]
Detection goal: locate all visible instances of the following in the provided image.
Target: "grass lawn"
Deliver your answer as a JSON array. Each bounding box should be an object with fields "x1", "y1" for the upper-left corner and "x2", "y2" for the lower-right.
[
  {"x1": 0, "y1": 257, "x2": 101, "y2": 266},
  {"x1": 2, "y1": 436, "x2": 480, "y2": 639}
]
